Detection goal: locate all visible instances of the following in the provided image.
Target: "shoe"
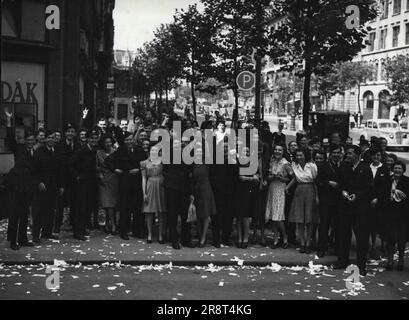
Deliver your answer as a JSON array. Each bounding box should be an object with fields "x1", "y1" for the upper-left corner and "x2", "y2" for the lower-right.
[
  {"x1": 299, "y1": 246, "x2": 306, "y2": 254},
  {"x1": 121, "y1": 234, "x2": 130, "y2": 241},
  {"x1": 317, "y1": 251, "x2": 326, "y2": 258},
  {"x1": 159, "y1": 239, "x2": 165, "y2": 245},
  {"x1": 305, "y1": 246, "x2": 311, "y2": 254},
  {"x1": 333, "y1": 263, "x2": 348, "y2": 270},
  {"x1": 74, "y1": 235, "x2": 87, "y2": 241},
  {"x1": 198, "y1": 241, "x2": 207, "y2": 248},
  {"x1": 32, "y1": 237, "x2": 41, "y2": 244},
  {"x1": 147, "y1": 239, "x2": 152, "y2": 244},
  {"x1": 282, "y1": 242, "x2": 289, "y2": 249},
  {"x1": 359, "y1": 268, "x2": 367, "y2": 277},
  {"x1": 386, "y1": 263, "x2": 393, "y2": 271},
  {"x1": 84, "y1": 231, "x2": 90, "y2": 236},
  {"x1": 221, "y1": 238, "x2": 232, "y2": 247},
  {"x1": 20, "y1": 241, "x2": 35, "y2": 247},
  {"x1": 181, "y1": 241, "x2": 195, "y2": 248},
  {"x1": 397, "y1": 261, "x2": 404, "y2": 272},
  {"x1": 10, "y1": 243, "x2": 20, "y2": 251},
  {"x1": 212, "y1": 242, "x2": 221, "y2": 248},
  {"x1": 236, "y1": 242, "x2": 242, "y2": 249},
  {"x1": 41, "y1": 234, "x2": 59, "y2": 240},
  {"x1": 242, "y1": 242, "x2": 249, "y2": 249},
  {"x1": 172, "y1": 242, "x2": 181, "y2": 250}
]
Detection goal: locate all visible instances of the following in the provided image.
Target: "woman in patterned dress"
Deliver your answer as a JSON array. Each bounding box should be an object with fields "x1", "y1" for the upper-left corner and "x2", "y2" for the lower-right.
[
  {"x1": 265, "y1": 144, "x2": 293, "y2": 249},
  {"x1": 97, "y1": 135, "x2": 119, "y2": 235},
  {"x1": 141, "y1": 145, "x2": 166, "y2": 244}
]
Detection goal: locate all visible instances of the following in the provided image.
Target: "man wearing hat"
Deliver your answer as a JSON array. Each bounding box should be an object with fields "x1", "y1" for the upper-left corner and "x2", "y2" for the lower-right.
[
  {"x1": 72, "y1": 129, "x2": 99, "y2": 240},
  {"x1": 54, "y1": 123, "x2": 80, "y2": 234},
  {"x1": 4, "y1": 111, "x2": 36, "y2": 249},
  {"x1": 31, "y1": 130, "x2": 64, "y2": 243},
  {"x1": 106, "y1": 131, "x2": 147, "y2": 240}
]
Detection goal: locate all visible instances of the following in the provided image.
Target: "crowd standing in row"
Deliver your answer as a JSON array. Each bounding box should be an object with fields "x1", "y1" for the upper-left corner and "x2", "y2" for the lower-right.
[{"x1": 3, "y1": 108, "x2": 409, "y2": 277}]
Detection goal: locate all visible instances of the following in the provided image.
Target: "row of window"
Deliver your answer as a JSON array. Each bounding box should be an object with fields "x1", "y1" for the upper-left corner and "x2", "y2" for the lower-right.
[
  {"x1": 367, "y1": 23, "x2": 409, "y2": 51},
  {"x1": 379, "y1": 0, "x2": 409, "y2": 19},
  {"x1": 1, "y1": 0, "x2": 46, "y2": 42}
]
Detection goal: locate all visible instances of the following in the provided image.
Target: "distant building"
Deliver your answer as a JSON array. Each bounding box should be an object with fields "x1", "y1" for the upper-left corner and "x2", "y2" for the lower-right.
[
  {"x1": 329, "y1": 0, "x2": 409, "y2": 120},
  {"x1": 114, "y1": 49, "x2": 136, "y2": 69}
]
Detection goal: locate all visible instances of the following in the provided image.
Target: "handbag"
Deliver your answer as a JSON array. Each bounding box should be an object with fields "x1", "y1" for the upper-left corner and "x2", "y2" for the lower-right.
[{"x1": 187, "y1": 198, "x2": 197, "y2": 223}]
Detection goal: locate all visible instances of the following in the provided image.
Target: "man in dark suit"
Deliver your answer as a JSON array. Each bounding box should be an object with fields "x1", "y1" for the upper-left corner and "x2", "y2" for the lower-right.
[
  {"x1": 316, "y1": 144, "x2": 343, "y2": 258},
  {"x1": 210, "y1": 137, "x2": 239, "y2": 247},
  {"x1": 163, "y1": 137, "x2": 194, "y2": 250},
  {"x1": 368, "y1": 147, "x2": 390, "y2": 259},
  {"x1": 4, "y1": 112, "x2": 36, "y2": 249},
  {"x1": 72, "y1": 129, "x2": 99, "y2": 240},
  {"x1": 54, "y1": 123, "x2": 80, "y2": 234},
  {"x1": 106, "y1": 132, "x2": 146, "y2": 240},
  {"x1": 31, "y1": 130, "x2": 64, "y2": 243},
  {"x1": 334, "y1": 145, "x2": 373, "y2": 276}
]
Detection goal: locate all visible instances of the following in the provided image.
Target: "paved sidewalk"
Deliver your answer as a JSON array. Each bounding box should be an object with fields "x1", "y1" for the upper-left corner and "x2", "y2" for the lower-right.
[{"x1": 0, "y1": 220, "x2": 342, "y2": 267}]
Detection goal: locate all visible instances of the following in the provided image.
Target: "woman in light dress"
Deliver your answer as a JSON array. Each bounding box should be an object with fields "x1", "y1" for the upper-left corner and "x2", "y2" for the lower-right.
[
  {"x1": 265, "y1": 144, "x2": 293, "y2": 249},
  {"x1": 141, "y1": 145, "x2": 166, "y2": 244},
  {"x1": 286, "y1": 148, "x2": 319, "y2": 254}
]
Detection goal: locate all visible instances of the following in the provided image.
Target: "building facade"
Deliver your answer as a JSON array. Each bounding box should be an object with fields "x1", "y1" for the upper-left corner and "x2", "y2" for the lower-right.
[
  {"x1": 1, "y1": 0, "x2": 115, "y2": 173},
  {"x1": 329, "y1": 0, "x2": 409, "y2": 120}
]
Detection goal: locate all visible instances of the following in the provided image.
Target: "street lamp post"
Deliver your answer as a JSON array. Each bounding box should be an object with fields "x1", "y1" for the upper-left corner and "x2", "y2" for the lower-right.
[{"x1": 291, "y1": 68, "x2": 296, "y2": 131}]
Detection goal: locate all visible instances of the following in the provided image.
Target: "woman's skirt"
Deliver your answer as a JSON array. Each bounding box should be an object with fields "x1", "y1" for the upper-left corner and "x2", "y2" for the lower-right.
[
  {"x1": 289, "y1": 183, "x2": 319, "y2": 224},
  {"x1": 265, "y1": 181, "x2": 286, "y2": 222}
]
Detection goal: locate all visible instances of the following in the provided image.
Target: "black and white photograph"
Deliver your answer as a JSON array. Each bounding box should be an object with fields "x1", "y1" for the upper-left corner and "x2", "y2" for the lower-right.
[{"x1": 1, "y1": 0, "x2": 409, "y2": 308}]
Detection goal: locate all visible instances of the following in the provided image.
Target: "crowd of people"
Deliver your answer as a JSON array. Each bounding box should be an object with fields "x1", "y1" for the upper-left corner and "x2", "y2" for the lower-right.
[{"x1": 3, "y1": 107, "x2": 409, "y2": 277}]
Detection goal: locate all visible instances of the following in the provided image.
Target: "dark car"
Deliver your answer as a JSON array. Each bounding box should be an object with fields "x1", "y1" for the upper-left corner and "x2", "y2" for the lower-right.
[{"x1": 308, "y1": 111, "x2": 350, "y2": 142}]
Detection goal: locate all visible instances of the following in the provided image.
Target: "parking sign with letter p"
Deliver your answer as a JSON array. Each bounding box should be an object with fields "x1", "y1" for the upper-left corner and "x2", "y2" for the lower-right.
[{"x1": 237, "y1": 71, "x2": 255, "y2": 91}]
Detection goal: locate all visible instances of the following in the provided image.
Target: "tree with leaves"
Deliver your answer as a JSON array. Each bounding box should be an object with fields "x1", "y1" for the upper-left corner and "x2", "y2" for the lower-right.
[
  {"x1": 269, "y1": 0, "x2": 377, "y2": 130},
  {"x1": 385, "y1": 55, "x2": 409, "y2": 115},
  {"x1": 173, "y1": 4, "x2": 215, "y2": 119},
  {"x1": 201, "y1": 0, "x2": 273, "y2": 125}
]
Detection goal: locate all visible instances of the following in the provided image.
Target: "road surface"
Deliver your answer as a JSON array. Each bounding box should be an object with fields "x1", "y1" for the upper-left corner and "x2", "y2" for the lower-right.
[{"x1": 0, "y1": 263, "x2": 408, "y2": 300}]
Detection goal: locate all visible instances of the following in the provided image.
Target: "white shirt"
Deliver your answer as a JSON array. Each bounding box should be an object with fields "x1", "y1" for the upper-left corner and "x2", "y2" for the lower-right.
[
  {"x1": 292, "y1": 162, "x2": 318, "y2": 183},
  {"x1": 369, "y1": 163, "x2": 383, "y2": 179}
]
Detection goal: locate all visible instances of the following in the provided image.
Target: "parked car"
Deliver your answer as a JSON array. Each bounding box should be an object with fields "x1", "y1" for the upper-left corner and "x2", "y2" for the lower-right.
[{"x1": 362, "y1": 119, "x2": 409, "y2": 151}]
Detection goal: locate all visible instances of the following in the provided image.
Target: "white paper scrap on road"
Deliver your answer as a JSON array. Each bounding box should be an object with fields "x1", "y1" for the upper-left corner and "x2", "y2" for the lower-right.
[
  {"x1": 107, "y1": 286, "x2": 117, "y2": 291},
  {"x1": 54, "y1": 259, "x2": 69, "y2": 267},
  {"x1": 231, "y1": 256, "x2": 244, "y2": 266},
  {"x1": 218, "y1": 281, "x2": 224, "y2": 287}
]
